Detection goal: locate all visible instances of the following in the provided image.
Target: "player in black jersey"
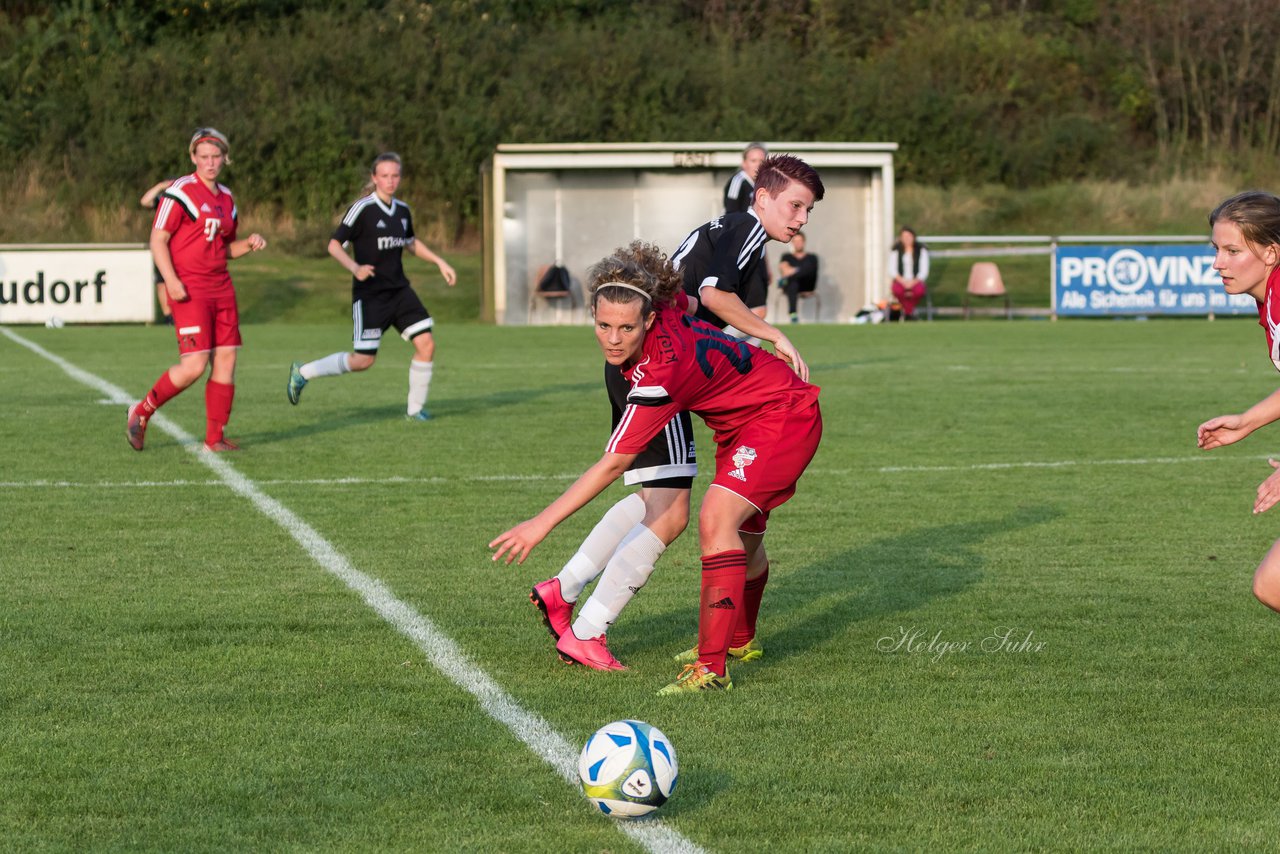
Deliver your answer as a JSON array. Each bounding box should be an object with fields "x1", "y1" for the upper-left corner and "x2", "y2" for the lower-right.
[
  {"x1": 722, "y1": 143, "x2": 770, "y2": 325},
  {"x1": 286, "y1": 152, "x2": 456, "y2": 420},
  {"x1": 529, "y1": 155, "x2": 823, "y2": 671},
  {"x1": 723, "y1": 142, "x2": 766, "y2": 215},
  {"x1": 675, "y1": 153, "x2": 821, "y2": 355}
]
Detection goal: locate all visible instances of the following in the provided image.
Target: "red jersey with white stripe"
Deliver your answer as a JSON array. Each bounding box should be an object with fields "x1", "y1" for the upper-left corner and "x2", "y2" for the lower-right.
[
  {"x1": 1257, "y1": 266, "x2": 1280, "y2": 372},
  {"x1": 153, "y1": 173, "x2": 239, "y2": 296},
  {"x1": 607, "y1": 304, "x2": 819, "y2": 454}
]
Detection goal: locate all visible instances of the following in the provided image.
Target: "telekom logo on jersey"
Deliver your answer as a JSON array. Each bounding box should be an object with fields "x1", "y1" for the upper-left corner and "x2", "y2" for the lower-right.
[{"x1": 203, "y1": 219, "x2": 221, "y2": 242}]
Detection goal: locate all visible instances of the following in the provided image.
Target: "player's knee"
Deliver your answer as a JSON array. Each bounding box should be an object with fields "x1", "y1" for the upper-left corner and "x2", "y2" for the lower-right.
[
  {"x1": 647, "y1": 509, "x2": 688, "y2": 545},
  {"x1": 173, "y1": 359, "x2": 208, "y2": 386},
  {"x1": 349, "y1": 353, "x2": 375, "y2": 372},
  {"x1": 1253, "y1": 558, "x2": 1280, "y2": 611}
]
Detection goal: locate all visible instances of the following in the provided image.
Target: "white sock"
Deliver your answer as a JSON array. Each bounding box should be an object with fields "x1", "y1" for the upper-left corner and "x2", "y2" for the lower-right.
[
  {"x1": 555, "y1": 493, "x2": 645, "y2": 601},
  {"x1": 301, "y1": 352, "x2": 350, "y2": 381},
  {"x1": 408, "y1": 360, "x2": 433, "y2": 415},
  {"x1": 572, "y1": 525, "x2": 666, "y2": 639}
]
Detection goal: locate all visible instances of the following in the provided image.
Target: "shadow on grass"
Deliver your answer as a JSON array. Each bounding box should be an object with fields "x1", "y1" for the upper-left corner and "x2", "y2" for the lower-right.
[
  {"x1": 235, "y1": 404, "x2": 407, "y2": 446},
  {"x1": 237, "y1": 378, "x2": 603, "y2": 447},
  {"x1": 442, "y1": 380, "x2": 602, "y2": 416},
  {"x1": 621, "y1": 503, "x2": 1062, "y2": 661}
]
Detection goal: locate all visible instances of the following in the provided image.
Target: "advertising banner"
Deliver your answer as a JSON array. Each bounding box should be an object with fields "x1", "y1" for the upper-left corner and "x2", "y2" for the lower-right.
[
  {"x1": 0, "y1": 246, "x2": 154, "y2": 324},
  {"x1": 1054, "y1": 244, "x2": 1254, "y2": 317}
]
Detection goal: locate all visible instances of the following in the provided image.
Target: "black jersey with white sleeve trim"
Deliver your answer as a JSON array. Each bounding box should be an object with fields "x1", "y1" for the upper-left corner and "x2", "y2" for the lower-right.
[
  {"x1": 670, "y1": 210, "x2": 768, "y2": 328},
  {"x1": 332, "y1": 194, "x2": 416, "y2": 294}
]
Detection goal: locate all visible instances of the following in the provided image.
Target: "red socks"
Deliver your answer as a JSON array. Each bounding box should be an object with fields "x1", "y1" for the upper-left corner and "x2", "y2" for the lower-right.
[
  {"x1": 697, "y1": 550, "x2": 747, "y2": 676},
  {"x1": 732, "y1": 564, "x2": 769, "y2": 649},
  {"x1": 138, "y1": 374, "x2": 235, "y2": 446},
  {"x1": 204, "y1": 381, "x2": 235, "y2": 445},
  {"x1": 141, "y1": 371, "x2": 181, "y2": 416}
]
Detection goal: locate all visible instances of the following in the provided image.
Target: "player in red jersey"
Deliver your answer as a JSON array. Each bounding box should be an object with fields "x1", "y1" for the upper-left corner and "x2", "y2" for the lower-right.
[
  {"x1": 1199, "y1": 190, "x2": 1280, "y2": 614},
  {"x1": 529, "y1": 155, "x2": 823, "y2": 674},
  {"x1": 126, "y1": 128, "x2": 267, "y2": 452},
  {"x1": 491, "y1": 241, "x2": 822, "y2": 695}
]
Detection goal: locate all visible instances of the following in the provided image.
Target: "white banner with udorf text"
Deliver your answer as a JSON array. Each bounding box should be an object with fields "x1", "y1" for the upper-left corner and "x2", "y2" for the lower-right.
[{"x1": 0, "y1": 245, "x2": 153, "y2": 324}]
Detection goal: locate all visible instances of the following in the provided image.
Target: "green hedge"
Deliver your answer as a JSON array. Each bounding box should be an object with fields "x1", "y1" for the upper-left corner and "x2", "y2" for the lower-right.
[{"x1": 0, "y1": 1, "x2": 1252, "y2": 245}]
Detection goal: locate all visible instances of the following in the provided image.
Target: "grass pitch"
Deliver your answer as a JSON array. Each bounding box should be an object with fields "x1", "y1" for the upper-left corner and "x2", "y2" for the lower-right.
[{"x1": 4, "y1": 317, "x2": 1280, "y2": 851}]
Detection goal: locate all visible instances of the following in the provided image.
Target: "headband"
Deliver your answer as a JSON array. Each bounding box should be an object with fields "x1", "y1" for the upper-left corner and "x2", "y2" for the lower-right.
[{"x1": 596, "y1": 281, "x2": 652, "y2": 300}]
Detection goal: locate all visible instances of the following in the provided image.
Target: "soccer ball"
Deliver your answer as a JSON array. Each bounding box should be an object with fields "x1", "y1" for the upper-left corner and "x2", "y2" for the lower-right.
[{"x1": 578, "y1": 720, "x2": 678, "y2": 818}]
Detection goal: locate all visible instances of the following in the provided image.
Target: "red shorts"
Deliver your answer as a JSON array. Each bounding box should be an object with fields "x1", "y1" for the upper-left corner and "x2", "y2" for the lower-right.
[
  {"x1": 171, "y1": 291, "x2": 241, "y2": 354},
  {"x1": 711, "y1": 399, "x2": 823, "y2": 534}
]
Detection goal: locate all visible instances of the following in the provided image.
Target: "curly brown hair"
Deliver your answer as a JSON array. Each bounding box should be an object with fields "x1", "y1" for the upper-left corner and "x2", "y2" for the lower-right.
[{"x1": 587, "y1": 241, "x2": 683, "y2": 315}]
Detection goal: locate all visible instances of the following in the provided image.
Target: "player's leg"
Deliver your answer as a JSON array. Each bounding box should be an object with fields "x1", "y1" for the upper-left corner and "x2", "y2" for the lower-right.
[
  {"x1": 532, "y1": 491, "x2": 646, "y2": 640},
  {"x1": 554, "y1": 382, "x2": 697, "y2": 670},
  {"x1": 202, "y1": 296, "x2": 243, "y2": 451},
  {"x1": 406, "y1": 329, "x2": 435, "y2": 420},
  {"x1": 733, "y1": 530, "x2": 768, "y2": 654},
  {"x1": 289, "y1": 297, "x2": 377, "y2": 404},
  {"x1": 127, "y1": 299, "x2": 213, "y2": 451},
  {"x1": 566, "y1": 486, "x2": 689, "y2": 643},
  {"x1": 204, "y1": 345, "x2": 239, "y2": 450},
  {"x1": 656, "y1": 485, "x2": 754, "y2": 694},
  {"x1": 694, "y1": 486, "x2": 757, "y2": 671},
  {"x1": 383, "y1": 287, "x2": 436, "y2": 420},
  {"x1": 1253, "y1": 538, "x2": 1280, "y2": 612},
  {"x1": 784, "y1": 278, "x2": 801, "y2": 322},
  {"x1": 662, "y1": 403, "x2": 821, "y2": 693},
  {"x1": 674, "y1": 523, "x2": 766, "y2": 664}
]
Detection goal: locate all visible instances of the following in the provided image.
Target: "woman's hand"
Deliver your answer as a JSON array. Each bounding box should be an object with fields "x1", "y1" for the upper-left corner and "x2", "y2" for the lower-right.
[
  {"x1": 1256, "y1": 459, "x2": 1280, "y2": 514},
  {"x1": 1198, "y1": 414, "x2": 1252, "y2": 450},
  {"x1": 489, "y1": 517, "x2": 551, "y2": 565}
]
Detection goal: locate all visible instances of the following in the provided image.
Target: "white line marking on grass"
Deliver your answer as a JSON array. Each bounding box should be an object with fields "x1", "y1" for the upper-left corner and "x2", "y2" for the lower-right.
[
  {"x1": 2, "y1": 327, "x2": 704, "y2": 854},
  {"x1": 0, "y1": 473, "x2": 582, "y2": 489},
  {"x1": 3, "y1": 454, "x2": 1273, "y2": 491},
  {"x1": 877, "y1": 454, "x2": 1270, "y2": 473}
]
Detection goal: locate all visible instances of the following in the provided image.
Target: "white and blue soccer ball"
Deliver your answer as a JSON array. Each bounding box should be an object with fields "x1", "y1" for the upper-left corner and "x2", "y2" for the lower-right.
[{"x1": 578, "y1": 720, "x2": 678, "y2": 818}]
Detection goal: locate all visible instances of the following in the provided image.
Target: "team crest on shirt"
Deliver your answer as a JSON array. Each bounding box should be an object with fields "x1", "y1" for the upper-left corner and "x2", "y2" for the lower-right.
[
  {"x1": 729, "y1": 445, "x2": 757, "y2": 482},
  {"x1": 401, "y1": 218, "x2": 409, "y2": 231}
]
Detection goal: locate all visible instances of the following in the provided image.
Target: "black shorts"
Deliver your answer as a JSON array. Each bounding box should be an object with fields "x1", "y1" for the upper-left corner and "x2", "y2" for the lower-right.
[
  {"x1": 352, "y1": 287, "x2": 433, "y2": 353},
  {"x1": 605, "y1": 363, "x2": 696, "y2": 489}
]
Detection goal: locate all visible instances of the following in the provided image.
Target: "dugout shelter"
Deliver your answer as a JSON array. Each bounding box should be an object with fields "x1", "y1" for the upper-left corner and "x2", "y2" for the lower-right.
[{"x1": 482, "y1": 142, "x2": 897, "y2": 325}]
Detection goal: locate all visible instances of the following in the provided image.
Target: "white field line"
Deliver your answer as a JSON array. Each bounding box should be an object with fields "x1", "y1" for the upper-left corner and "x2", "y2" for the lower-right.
[
  {"x1": 2, "y1": 327, "x2": 704, "y2": 854},
  {"x1": 3, "y1": 454, "x2": 1272, "y2": 492},
  {"x1": 876, "y1": 454, "x2": 1272, "y2": 473}
]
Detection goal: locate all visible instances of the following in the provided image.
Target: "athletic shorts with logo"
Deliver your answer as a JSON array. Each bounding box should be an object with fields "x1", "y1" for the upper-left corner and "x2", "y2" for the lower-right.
[
  {"x1": 713, "y1": 398, "x2": 822, "y2": 535},
  {"x1": 170, "y1": 292, "x2": 242, "y2": 354},
  {"x1": 605, "y1": 362, "x2": 696, "y2": 489},
  {"x1": 352, "y1": 287, "x2": 433, "y2": 353}
]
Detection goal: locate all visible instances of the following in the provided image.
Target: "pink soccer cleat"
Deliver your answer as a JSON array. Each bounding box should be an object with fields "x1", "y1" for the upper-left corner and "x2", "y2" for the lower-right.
[
  {"x1": 530, "y1": 578, "x2": 573, "y2": 639},
  {"x1": 556, "y1": 630, "x2": 626, "y2": 671},
  {"x1": 126, "y1": 403, "x2": 148, "y2": 451}
]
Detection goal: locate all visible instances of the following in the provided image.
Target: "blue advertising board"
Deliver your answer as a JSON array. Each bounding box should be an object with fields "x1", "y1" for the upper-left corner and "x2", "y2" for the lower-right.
[{"x1": 1054, "y1": 244, "x2": 1256, "y2": 316}]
